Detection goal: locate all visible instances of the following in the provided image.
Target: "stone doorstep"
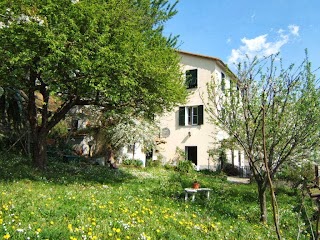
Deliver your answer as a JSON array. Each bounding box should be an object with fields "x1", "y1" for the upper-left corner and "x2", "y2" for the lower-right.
[{"x1": 227, "y1": 176, "x2": 251, "y2": 184}]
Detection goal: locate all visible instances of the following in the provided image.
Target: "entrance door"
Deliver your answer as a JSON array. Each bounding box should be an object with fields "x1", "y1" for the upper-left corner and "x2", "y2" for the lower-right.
[{"x1": 185, "y1": 146, "x2": 197, "y2": 165}]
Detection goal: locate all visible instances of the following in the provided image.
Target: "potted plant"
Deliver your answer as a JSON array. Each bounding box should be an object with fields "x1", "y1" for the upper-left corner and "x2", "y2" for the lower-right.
[{"x1": 192, "y1": 180, "x2": 200, "y2": 189}]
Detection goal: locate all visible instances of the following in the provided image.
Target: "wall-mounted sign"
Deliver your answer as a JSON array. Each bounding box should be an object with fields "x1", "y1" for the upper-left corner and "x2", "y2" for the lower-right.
[{"x1": 161, "y1": 128, "x2": 170, "y2": 138}]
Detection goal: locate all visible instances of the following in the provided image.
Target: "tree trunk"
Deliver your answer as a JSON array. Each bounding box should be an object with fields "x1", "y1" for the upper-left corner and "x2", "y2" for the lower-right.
[
  {"x1": 30, "y1": 130, "x2": 48, "y2": 169},
  {"x1": 132, "y1": 142, "x2": 136, "y2": 160},
  {"x1": 258, "y1": 183, "x2": 267, "y2": 223},
  {"x1": 262, "y1": 105, "x2": 281, "y2": 239},
  {"x1": 106, "y1": 144, "x2": 115, "y2": 166}
]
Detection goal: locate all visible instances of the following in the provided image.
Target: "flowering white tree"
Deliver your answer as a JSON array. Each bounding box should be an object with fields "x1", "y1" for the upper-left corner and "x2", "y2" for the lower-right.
[
  {"x1": 86, "y1": 110, "x2": 159, "y2": 166},
  {"x1": 206, "y1": 53, "x2": 320, "y2": 229},
  {"x1": 109, "y1": 118, "x2": 158, "y2": 160}
]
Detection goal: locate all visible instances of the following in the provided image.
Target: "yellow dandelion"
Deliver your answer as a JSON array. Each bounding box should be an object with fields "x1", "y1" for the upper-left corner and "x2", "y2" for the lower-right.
[
  {"x1": 3, "y1": 233, "x2": 10, "y2": 239},
  {"x1": 68, "y1": 224, "x2": 73, "y2": 232}
]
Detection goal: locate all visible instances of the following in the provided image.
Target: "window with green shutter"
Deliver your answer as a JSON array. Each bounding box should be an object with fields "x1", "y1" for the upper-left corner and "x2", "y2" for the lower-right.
[{"x1": 178, "y1": 105, "x2": 203, "y2": 126}]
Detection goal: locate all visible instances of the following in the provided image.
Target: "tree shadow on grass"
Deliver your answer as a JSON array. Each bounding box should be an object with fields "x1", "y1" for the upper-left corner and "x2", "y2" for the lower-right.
[
  {"x1": 0, "y1": 153, "x2": 136, "y2": 185},
  {"x1": 147, "y1": 170, "x2": 260, "y2": 221}
]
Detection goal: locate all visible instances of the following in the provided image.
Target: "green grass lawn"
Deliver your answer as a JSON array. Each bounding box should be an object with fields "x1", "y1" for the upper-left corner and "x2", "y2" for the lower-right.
[{"x1": 0, "y1": 154, "x2": 316, "y2": 239}]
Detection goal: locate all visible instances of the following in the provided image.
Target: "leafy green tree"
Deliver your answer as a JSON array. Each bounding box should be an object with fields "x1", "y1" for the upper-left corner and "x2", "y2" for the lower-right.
[
  {"x1": 206, "y1": 53, "x2": 320, "y2": 224},
  {"x1": 0, "y1": 0, "x2": 187, "y2": 168}
]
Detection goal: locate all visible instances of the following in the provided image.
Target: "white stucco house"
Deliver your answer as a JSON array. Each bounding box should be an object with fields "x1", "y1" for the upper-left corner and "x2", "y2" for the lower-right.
[
  {"x1": 67, "y1": 50, "x2": 249, "y2": 172},
  {"x1": 154, "y1": 50, "x2": 249, "y2": 171}
]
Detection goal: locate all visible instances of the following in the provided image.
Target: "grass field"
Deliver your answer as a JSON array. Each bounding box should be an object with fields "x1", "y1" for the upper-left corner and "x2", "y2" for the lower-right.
[{"x1": 0, "y1": 154, "x2": 316, "y2": 239}]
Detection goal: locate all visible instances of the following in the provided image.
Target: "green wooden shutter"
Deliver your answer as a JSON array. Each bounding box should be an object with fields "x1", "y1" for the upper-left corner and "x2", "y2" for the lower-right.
[
  {"x1": 198, "y1": 105, "x2": 203, "y2": 125},
  {"x1": 179, "y1": 107, "x2": 185, "y2": 126}
]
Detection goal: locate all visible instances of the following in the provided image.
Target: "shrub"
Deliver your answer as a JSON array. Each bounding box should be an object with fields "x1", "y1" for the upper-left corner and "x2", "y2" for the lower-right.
[
  {"x1": 223, "y1": 163, "x2": 240, "y2": 176},
  {"x1": 146, "y1": 159, "x2": 161, "y2": 167},
  {"x1": 176, "y1": 160, "x2": 195, "y2": 173},
  {"x1": 163, "y1": 163, "x2": 175, "y2": 170},
  {"x1": 276, "y1": 161, "x2": 315, "y2": 185},
  {"x1": 133, "y1": 159, "x2": 143, "y2": 167},
  {"x1": 123, "y1": 158, "x2": 143, "y2": 167},
  {"x1": 123, "y1": 158, "x2": 133, "y2": 165}
]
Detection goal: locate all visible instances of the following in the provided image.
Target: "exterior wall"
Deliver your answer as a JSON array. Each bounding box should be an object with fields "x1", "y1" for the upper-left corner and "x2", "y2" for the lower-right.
[
  {"x1": 156, "y1": 51, "x2": 248, "y2": 170},
  {"x1": 121, "y1": 144, "x2": 147, "y2": 167}
]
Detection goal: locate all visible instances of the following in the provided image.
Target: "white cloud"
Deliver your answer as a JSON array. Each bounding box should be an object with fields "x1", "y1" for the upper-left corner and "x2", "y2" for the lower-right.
[
  {"x1": 251, "y1": 13, "x2": 256, "y2": 22},
  {"x1": 288, "y1": 24, "x2": 299, "y2": 36},
  {"x1": 226, "y1": 38, "x2": 231, "y2": 44},
  {"x1": 228, "y1": 25, "x2": 300, "y2": 65}
]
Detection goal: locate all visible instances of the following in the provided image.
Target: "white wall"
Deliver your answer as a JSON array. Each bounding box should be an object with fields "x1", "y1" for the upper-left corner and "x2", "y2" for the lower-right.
[
  {"x1": 122, "y1": 144, "x2": 147, "y2": 167},
  {"x1": 156, "y1": 52, "x2": 248, "y2": 170}
]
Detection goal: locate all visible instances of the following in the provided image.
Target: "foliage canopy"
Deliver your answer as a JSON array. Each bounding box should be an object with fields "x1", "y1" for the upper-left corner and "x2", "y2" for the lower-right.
[{"x1": 0, "y1": 0, "x2": 187, "y2": 167}]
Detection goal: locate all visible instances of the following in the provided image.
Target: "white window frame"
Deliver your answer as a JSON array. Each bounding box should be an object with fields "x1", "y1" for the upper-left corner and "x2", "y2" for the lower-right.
[{"x1": 186, "y1": 106, "x2": 199, "y2": 125}]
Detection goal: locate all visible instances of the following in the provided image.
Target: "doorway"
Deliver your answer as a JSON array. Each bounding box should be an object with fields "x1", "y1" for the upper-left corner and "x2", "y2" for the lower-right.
[{"x1": 185, "y1": 146, "x2": 197, "y2": 165}]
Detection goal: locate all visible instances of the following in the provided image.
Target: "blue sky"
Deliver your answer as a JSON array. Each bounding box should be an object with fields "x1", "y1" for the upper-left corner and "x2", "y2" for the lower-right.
[{"x1": 164, "y1": 0, "x2": 320, "y2": 71}]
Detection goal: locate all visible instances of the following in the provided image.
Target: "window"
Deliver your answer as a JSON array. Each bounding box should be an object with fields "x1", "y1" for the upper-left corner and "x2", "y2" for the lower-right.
[
  {"x1": 179, "y1": 105, "x2": 203, "y2": 126},
  {"x1": 221, "y1": 72, "x2": 225, "y2": 92},
  {"x1": 185, "y1": 146, "x2": 197, "y2": 165},
  {"x1": 186, "y1": 69, "x2": 198, "y2": 89},
  {"x1": 187, "y1": 107, "x2": 198, "y2": 125}
]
